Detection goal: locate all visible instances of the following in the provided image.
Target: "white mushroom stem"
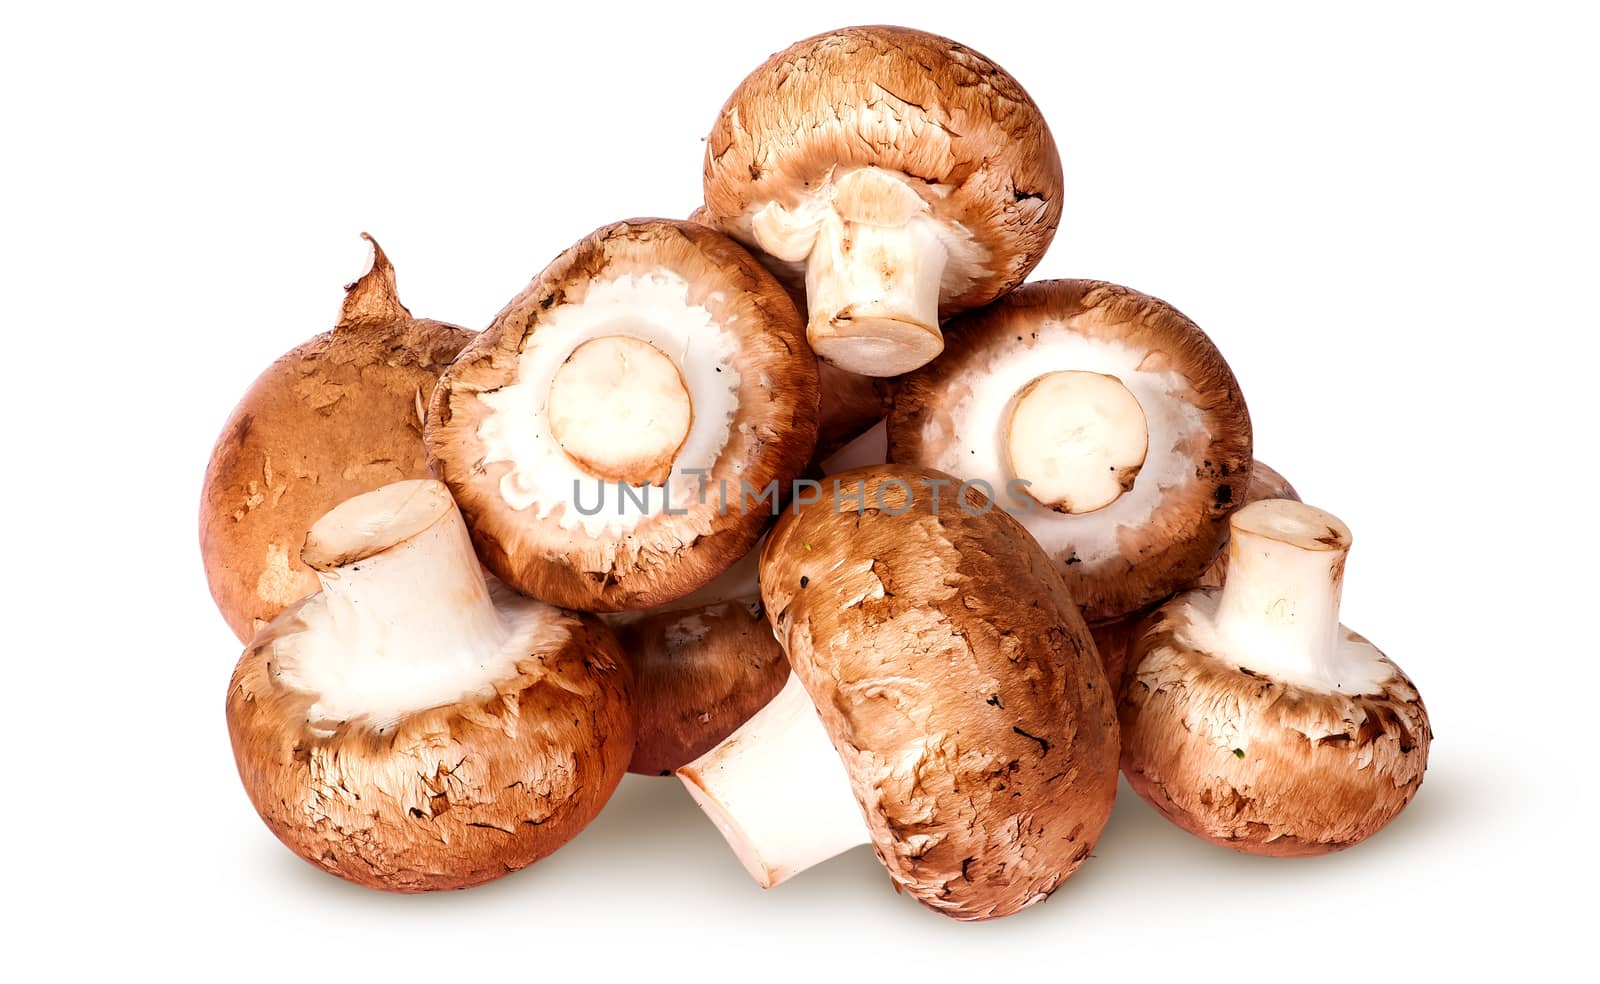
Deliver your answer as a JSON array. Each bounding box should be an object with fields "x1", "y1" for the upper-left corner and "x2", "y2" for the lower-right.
[
  {"x1": 677, "y1": 673, "x2": 868, "y2": 887},
  {"x1": 1005, "y1": 370, "x2": 1150, "y2": 514},
  {"x1": 546, "y1": 335, "x2": 693, "y2": 486},
  {"x1": 754, "y1": 168, "x2": 947, "y2": 377},
  {"x1": 297, "y1": 480, "x2": 507, "y2": 716},
  {"x1": 1213, "y1": 499, "x2": 1353, "y2": 687},
  {"x1": 805, "y1": 214, "x2": 946, "y2": 377}
]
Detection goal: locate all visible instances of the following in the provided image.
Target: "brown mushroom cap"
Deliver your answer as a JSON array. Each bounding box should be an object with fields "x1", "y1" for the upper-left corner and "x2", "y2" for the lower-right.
[
  {"x1": 760, "y1": 465, "x2": 1118, "y2": 920},
  {"x1": 226, "y1": 481, "x2": 635, "y2": 891},
  {"x1": 1119, "y1": 499, "x2": 1430, "y2": 855},
  {"x1": 605, "y1": 542, "x2": 789, "y2": 776},
  {"x1": 1120, "y1": 608, "x2": 1428, "y2": 855},
  {"x1": 704, "y1": 24, "x2": 1062, "y2": 310},
  {"x1": 199, "y1": 236, "x2": 473, "y2": 641},
  {"x1": 425, "y1": 219, "x2": 819, "y2": 612},
  {"x1": 703, "y1": 25, "x2": 1063, "y2": 376},
  {"x1": 888, "y1": 279, "x2": 1252, "y2": 623}
]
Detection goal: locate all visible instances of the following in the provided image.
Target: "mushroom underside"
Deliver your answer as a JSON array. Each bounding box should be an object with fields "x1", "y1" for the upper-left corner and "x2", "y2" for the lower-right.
[
  {"x1": 704, "y1": 26, "x2": 1064, "y2": 376},
  {"x1": 888, "y1": 279, "x2": 1252, "y2": 622},
  {"x1": 1120, "y1": 498, "x2": 1429, "y2": 856},
  {"x1": 424, "y1": 219, "x2": 818, "y2": 611}
]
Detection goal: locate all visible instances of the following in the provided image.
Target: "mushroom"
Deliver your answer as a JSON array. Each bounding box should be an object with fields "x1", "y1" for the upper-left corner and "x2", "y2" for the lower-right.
[
  {"x1": 604, "y1": 539, "x2": 789, "y2": 776},
  {"x1": 1094, "y1": 460, "x2": 1299, "y2": 686},
  {"x1": 200, "y1": 235, "x2": 473, "y2": 641},
  {"x1": 226, "y1": 479, "x2": 634, "y2": 891},
  {"x1": 888, "y1": 279, "x2": 1253, "y2": 625},
  {"x1": 1119, "y1": 498, "x2": 1431, "y2": 855},
  {"x1": 425, "y1": 218, "x2": 819, "y2": 612},
  {"x1": 678, "y1": 465, "x2": 1119, "y2": 920},
  {"x1": 702, "y1": 25, "x2": 1063, "y2": 377}
]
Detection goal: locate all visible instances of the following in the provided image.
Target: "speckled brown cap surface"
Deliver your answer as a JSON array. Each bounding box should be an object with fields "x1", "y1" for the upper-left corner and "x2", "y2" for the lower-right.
[
  {"x1": 199, "y1": 237, "x2": 473, "y2": 641},
  {"x1": 703, "y1": 25, "x2": 1062, "y2": 314},
  {"x1": 611, "y1": 597, "x2": 789, "y2": 776},
  {"x1": 226, "y1": 587, "x2": 634, "y2": 891},
  {"x1": 760, "y1": 464, "x2": 1118, "y2": 920}
]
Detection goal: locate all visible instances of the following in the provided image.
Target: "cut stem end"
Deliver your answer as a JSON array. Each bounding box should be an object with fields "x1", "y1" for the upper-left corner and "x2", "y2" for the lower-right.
[
  {"x1": 802, "y1": 179, "x2": 948, "y2": 377},
  {"x1": 677, "y1": 674, "x2": 868, "y2": 888},
  {"x1": 1214, "y1": 499, "x2": 1353, "y2": 684},
  {"x1": 1005, "y1": 370, "x2": 1149, "y2": 514},
  {"x1": 547, "y1": 335, "x2": 693, "y2": 486}
]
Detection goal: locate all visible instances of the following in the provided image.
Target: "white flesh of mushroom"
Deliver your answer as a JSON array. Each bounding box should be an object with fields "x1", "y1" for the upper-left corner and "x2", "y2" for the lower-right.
[
  {"x1": 1005, "y1": 370, "x2": 1150, "y2": 514},
  {"x1": 909, "y1": 331, "x2": 1206, "y2": 570},
  {"x1": 678, "y1": 673, "x2": 869, "y2": 887},
  {"x1": 742, "y1": 167, "x2": 989, "y2": 377},
  {"x1": 279, "y1": 480, "x2": 566, "y2": 731},
  {"x1": 476, "y1": 272, "x2": 742, "y2": 537},
  {"x1": 547, "y1": 335, "x2": 694, "y2": 486},
  {"x1": 1180, "y1": 499, "x2": 1393, "y2": 696}
]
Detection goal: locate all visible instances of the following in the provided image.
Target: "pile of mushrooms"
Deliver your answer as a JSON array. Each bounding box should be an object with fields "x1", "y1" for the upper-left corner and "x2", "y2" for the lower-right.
[{"x1": 202, "y1": 23, "x2": 1431, "y2": 913}]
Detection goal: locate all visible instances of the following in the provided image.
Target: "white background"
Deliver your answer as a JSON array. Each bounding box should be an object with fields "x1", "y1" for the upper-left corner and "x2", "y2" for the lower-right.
[{"x1": 4, "y1": 1, "x2": 1595, "y2": 978}]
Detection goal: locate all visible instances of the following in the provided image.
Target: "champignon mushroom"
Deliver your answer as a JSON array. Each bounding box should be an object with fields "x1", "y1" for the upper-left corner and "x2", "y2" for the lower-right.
[
  {"x1": 888, "y1": 279, "x2": 1252, "y2": 624},
  {"x1": 425, "y1": 219, "x2": 819, "y2": 612},
  {"x1": 678, "y1": 465, "x2": 1118, "y2": 920},
  {"x1": 702, "y1": 25, "x2": 1063, "y2": 377},
  {"x1": 1093, "y1": 460, "x2": 1299, "y2": 686},
  {"x1": 226, "y1": 479, "x2": 634, "y2": 891},
  {"x1": 604, "y1": 539, "x2": 789, "y2": 776},
  {"x1": 200, "y1": 235, "x2": 473, "y2": 641},
  {"x1": 1119, "y1": 498, "x2": 1431, "y2": 855}
]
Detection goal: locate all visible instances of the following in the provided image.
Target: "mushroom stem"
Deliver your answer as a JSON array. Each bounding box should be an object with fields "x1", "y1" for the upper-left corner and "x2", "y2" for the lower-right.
[
  {"x1": 1005, "y1": 370, "x2": 1150, "y2": 514},
  {"x1": 300, "y1": 480, "x2": 506, "y2": 674},
  {"x1": 1213, "y1": 499, "x2": 1353, "y2": 686},
  {"x1": 804, "y1": 206, "x2": 947, "y2": 377},
  {"x1": 677, "y1": 673, "x2": 869, "y2": 887},
  {"x1": 546, "y1": 335, "x2": 694, "y2": 486}
]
